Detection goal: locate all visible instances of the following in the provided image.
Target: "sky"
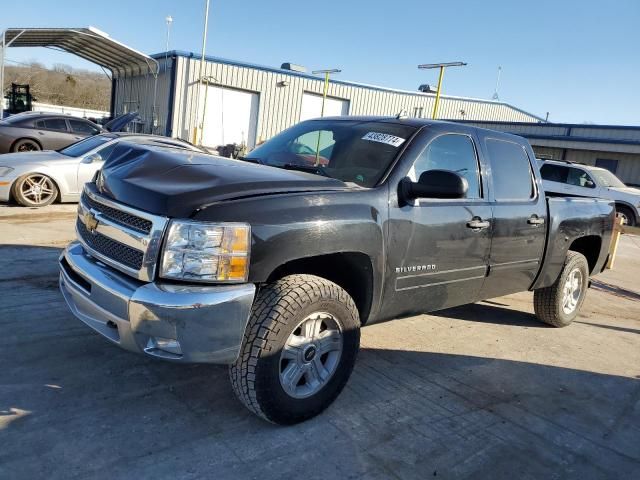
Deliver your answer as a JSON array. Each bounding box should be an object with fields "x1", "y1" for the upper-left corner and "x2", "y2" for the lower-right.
[{"x1": 1, "y1": 0, "x2": 639, "y2": 125}]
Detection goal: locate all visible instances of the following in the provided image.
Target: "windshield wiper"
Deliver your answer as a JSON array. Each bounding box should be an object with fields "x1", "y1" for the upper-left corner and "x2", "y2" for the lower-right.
[{"x1": 281, "y1": 163, "x2": 328, "y2": 177}]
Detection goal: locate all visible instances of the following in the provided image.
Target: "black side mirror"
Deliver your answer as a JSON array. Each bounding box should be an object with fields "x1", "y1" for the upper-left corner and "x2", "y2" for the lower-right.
[{"x1": 400, "y1": 169, "x2": 468, "y2": 201}]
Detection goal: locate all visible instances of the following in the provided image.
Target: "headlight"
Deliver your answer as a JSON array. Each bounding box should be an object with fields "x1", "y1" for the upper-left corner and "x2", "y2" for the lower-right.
[
  {"x1": 160, "y1": 221, "x2": 250, "y2": 282},
  {"x1": 0, "y1": 166, "x2": 14, "y2": 177}
]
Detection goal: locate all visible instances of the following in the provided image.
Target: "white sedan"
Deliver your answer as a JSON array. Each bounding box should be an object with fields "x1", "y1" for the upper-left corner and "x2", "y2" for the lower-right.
[{"x1": 0, "y1": 133, "x2": 203, "y2": 207}]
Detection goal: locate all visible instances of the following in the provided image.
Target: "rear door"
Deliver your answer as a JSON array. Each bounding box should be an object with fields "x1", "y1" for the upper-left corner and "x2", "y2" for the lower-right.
[
  {"x1": 34, "y1": 117, "x2": 76, "y2": 150},
  {"x1": 478, "y1": 136, "x2": 547, "y2": 299},
  {"x1": 381, "y1": 128, "x2": 493, "y2": 317}
]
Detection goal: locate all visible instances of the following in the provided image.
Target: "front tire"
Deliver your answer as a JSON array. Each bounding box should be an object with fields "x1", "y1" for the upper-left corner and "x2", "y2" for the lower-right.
[
  {"x1": 12, "y1": 173, "x2": 58, "y2": 207},
  {"x1": 533, "y1": 251, "x2": 589, "y2": 327},
  {"x1": 229, "y1": 274, "x2": 360, "y2": 425}
]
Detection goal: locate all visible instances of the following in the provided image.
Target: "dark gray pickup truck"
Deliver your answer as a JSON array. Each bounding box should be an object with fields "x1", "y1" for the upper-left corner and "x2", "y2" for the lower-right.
[{"x1": 59, "y1": 116, "x2": 614, "y2": 424}]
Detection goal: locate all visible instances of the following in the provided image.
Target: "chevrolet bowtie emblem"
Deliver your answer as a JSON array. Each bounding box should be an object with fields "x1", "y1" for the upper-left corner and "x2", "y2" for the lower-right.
[{"x1": 84, "y1": 211, "x2": 99, "y2": 233}]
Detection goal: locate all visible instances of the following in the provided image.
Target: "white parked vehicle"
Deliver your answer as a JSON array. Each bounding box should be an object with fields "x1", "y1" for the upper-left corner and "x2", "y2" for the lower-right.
[
  {"x1": 539, "y1": 159, "x2": 640, "y2": 226},
  {"x1": 0, "y1": 133, "x2": 203, "y2": 207}
]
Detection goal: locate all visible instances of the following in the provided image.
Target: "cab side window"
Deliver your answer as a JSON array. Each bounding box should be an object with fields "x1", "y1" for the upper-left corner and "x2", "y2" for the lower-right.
[
  {"x1": 485, "y1": 139, "x2": 535, "y2": 201},
  {"x1": 409, "y1": 134, "x2": 481, "y2": 199},
  {"x1": 567, "y1": 167, "x2": 595, "y2": 188},
  {"x1": 540, "y1": 164, "x2": 569, "y2": 183}
]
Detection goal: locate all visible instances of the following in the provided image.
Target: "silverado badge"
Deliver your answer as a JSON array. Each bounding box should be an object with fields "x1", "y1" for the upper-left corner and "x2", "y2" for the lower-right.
[{"x1": 84, "y1": 211, "x2": 99, "y2": 233}]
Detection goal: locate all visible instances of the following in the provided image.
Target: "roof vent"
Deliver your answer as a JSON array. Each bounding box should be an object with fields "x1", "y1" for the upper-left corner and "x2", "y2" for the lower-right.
[
  {"x1": 418, "y1": 84, "x2": 436, "y2": 93},
  {"x1": 281, "y1": 63, "x2": 306, "y2": 73}
]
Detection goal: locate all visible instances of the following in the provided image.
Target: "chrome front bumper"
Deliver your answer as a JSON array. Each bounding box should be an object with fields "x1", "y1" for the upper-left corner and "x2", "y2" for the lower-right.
[{"x1": 59, "y1": 242, "x2": 256, "y2": 364}]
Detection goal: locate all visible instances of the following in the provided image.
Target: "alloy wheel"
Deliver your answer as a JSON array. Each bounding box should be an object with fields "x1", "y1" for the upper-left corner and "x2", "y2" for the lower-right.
[{"x1": 279, "y1": 312, "x2": 343, "y2": 399}]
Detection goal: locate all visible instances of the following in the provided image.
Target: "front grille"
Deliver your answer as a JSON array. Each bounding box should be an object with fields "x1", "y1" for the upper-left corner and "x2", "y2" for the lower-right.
[
  {"x1": 81, "y1": 192, "x2": 152, "y2": 234},
  {"x1": 77, "y1": 220, "x2": 144, "y2": 270}
]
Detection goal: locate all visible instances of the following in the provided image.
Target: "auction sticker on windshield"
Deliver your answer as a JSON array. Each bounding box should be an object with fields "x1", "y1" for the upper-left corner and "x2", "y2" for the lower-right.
[{"x1": 362, "y1": 132, "x2": 406, "y2": 147}]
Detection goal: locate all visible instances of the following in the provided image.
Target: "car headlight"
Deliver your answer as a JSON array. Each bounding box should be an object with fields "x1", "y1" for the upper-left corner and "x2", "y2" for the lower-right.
[
  {"x1": 160, "y1": 221, "x2": 250, "y2": 282},
  {"x1": 0, "y1": 166, "x2": 14, "y2": 177}
]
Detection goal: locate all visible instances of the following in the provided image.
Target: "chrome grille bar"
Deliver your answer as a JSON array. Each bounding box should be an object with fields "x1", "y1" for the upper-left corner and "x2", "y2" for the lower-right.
[{"x1": 77, "y1": 184, "x2": 168, "y2": 282}]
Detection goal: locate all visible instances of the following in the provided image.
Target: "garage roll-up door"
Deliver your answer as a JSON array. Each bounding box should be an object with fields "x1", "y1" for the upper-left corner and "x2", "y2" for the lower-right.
[
  {"x1": 201, "y1": 86, "x2": 259, "y2": 149},
  {"x1": 300, "y1": 92, "x2": 349, "y2": 121}
]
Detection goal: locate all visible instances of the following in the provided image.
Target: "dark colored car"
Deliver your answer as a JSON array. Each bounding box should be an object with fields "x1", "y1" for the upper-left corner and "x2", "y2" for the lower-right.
[
  {"x1": 0, "y1": 111, "x2": 138, "y2": 153},
  {"x1": 59, "y1": 117, "x2": 615, "y2": 425}
]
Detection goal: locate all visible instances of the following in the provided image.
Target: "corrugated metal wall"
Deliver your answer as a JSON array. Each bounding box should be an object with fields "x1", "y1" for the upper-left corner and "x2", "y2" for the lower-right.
[
  {"x1": 115, "y1": 54, "x2": 542, "y2": 141},
  {"x1": 112, "y1": 56, "x2": 173, "y2": 134},
  {"x1": 171, "y1": 56, "x2": 540, "y2": 143}
]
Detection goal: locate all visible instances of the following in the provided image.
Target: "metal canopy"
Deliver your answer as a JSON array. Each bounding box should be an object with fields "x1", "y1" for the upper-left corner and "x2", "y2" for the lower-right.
[{"x1": 1, "y1": 26, "x2": 159, "y2": 77}]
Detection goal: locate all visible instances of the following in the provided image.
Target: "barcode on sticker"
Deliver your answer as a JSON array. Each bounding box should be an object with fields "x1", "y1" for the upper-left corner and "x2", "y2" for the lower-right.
[{"x1": 361, "y1": 132, "x2": 406, "y2": 147}]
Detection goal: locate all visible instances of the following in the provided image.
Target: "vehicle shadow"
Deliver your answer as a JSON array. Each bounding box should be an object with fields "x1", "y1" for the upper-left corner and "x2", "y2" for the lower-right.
[
  {"x1": 1, "y1": 244, "x2": 639, "y2": 479},
  {"x1": 432, "y1": 301, "x2": 546, "y2": 328}
]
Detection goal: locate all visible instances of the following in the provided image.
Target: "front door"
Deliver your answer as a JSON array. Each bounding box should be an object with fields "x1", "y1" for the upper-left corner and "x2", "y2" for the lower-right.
[
  {"x1": 381, "y1": 132, "x2": 493, "y2": 319},
  {"x1": 478, "y1": 137, "x2": 547, "y2": 299}
]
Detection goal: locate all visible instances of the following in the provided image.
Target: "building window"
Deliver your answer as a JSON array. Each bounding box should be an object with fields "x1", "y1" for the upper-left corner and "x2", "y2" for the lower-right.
[{"x1": 595, "y1": 158, "x2": 619, "y2": 174}]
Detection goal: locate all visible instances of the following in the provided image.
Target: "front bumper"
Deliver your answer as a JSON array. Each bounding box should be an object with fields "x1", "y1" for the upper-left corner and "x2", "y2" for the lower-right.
[
  {"x1": 0, "y1": 179, "x2": 12, "y2": 202},
  {"x1": 59, "y1": 242, "x2": 256, "y2": 364}
]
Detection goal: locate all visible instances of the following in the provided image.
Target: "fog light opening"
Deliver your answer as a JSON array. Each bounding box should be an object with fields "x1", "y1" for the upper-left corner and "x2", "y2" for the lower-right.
[{"x1": 145, "y1": 336, "x2": 183, "y2": 356}]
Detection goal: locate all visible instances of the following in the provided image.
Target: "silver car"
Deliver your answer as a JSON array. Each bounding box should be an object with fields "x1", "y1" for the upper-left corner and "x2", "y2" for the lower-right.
[
  {"x1": 539, "y1": 159, "x2": 640, "y2": 226},
  {"x1": 0, "y1": 133, "x2": 203, "y2": 207}
]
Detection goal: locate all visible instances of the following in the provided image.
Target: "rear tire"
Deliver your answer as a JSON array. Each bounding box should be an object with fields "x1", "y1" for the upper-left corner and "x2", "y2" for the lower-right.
[
  {"x1": 616, "y1": 205, "x2": 636, "y2": 227},
  {"x1": 229, "y1": 274, "x2": 360, "y2": 425},
  {"x1": 533, "y1": 251, "x2": 589, "y2": 327},
  {"x1": 12, "y1": 173, "x2": 58, "y2": 207},
  {"x1": 11, "y1": 138, "x2": 41, "y2": 153}
]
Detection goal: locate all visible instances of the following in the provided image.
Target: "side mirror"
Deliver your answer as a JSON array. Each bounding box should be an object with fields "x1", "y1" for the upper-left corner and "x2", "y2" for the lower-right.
[
  {"x1": 83, "y1": 153, "x2": 103, "y2": 164},
  {"x1": 585, "y1": 180, "x2": 595, "y2": 188},
  {"x1": 400, "y1": 169, "x2": 468, "y2": 201}
]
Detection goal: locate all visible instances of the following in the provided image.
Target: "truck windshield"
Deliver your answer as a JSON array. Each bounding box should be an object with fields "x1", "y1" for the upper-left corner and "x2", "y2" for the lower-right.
[
  {"x1": 245, "y1": 119, "x2": 417, "y2": 187},
  {"x1": 591, "y1": 169, "x2": 626, "y2": 188}
]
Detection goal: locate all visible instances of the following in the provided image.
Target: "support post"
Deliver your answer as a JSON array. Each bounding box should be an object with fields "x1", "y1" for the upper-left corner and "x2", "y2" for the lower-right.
[
  {"x1": 193, "y1": 0, "x2": 211, "y2": 145},
  {"x1": 431, "y1": 66, "x2": 445, "y2": 119}
]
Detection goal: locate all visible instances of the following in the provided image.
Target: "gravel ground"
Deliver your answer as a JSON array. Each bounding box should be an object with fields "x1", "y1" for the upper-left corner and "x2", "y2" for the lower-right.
[{"x1": 1, "y1": 204, "x2": 639, "y2": 479}]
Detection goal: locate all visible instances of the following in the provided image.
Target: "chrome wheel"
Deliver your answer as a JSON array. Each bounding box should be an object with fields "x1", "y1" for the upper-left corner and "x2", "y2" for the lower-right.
[
  {"x1": 562, "y1": 267, "x2": 583, "y2": 315},
  {"x1": 20, "y1": 174, "x2": 55, "y2": 205},
  {"x1": 618, "y1": 212, "x2": 629, "y2": 225},
  {"x1": 279, "y1": 312, "x2": 343, "y2": 399},
  {"x1": 17, "y1": 141, "x2": 38, "y2": 152}
]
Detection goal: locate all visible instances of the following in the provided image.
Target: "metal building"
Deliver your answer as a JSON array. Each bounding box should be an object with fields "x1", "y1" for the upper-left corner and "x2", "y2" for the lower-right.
[
  {"x1": 113, "y1": 50, "x2": 543, "y2": 149},
  {"x1": 461, "y1": 121, "x2": 640, "y2": 186}
]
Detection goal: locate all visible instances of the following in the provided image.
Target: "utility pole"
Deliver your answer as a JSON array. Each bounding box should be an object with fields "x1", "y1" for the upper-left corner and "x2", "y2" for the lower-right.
[
  {"x1": 192, "y1": 0, "x2": 210, "y2": 145},
  {"x1": 311, "y1": 68, "x2": 340, "y2": 165},
  {"x1": 164, "y1": 15, "x2": 173, "y2": 68},
  {"x1": 418, "y1": 61, "x2": 467, "y2": 119}
]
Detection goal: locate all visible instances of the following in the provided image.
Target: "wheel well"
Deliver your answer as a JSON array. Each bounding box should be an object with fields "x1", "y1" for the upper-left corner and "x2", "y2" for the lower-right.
[
  {"x1": 11, "y1": 137, "x2": 42, "y2": 151},
  {"x1": 266, "y1": 252, "x2": 374, "y2": 324},
  {"x1": 569, "y1": 235, "x2": 602, "y2": 273}
]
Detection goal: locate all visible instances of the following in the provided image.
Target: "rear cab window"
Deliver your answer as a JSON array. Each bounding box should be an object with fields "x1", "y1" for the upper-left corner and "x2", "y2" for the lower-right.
[{"x1": 485, "y1": 138, "x2": 536, "y2": 201}]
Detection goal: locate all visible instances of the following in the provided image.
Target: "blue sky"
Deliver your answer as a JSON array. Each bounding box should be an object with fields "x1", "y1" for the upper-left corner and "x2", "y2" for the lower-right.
[{"x1": 2, "y1": 0, "x2": 639, "y2": 125}]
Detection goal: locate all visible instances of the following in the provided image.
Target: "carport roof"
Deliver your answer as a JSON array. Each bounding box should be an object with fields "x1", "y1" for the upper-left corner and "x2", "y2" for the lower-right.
[{"x1": 2, "y1": 27, "x2": 158, "y2": 77}]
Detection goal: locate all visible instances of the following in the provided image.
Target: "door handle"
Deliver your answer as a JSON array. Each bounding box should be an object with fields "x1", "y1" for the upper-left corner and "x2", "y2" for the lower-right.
[
  {"x1": 466, "y1": 218, "x2": 490, "y2": 230},
  {"x1": 528, "y1": 215, "x2": 545, "y2": 226}
]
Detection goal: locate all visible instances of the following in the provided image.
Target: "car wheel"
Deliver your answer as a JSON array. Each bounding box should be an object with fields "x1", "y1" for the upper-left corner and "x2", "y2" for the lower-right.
[
  {"x1": 11, "y1": 139, "x2": 41, "y2": 153},
  {"x1": 616, "y1": 205, "x2": 636, "y2": 227},
  {"x1": 12, "y1": 173, "x2": 58, "y2": 207},
  {"x1": 229, "y1": 274, "x2": 360, "y2": 425},
  {"x1": 533, "y1": 251, "x2": 589, "y2": 327}
]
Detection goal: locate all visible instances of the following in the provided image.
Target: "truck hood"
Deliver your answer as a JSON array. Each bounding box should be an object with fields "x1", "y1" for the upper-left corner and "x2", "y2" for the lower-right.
[
  {"x1": 98, "y1": 143, "x2": 352, "y2": 217},
  {"x1": 608, "y1": 186, "x2": 640, "y2": 196}
]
